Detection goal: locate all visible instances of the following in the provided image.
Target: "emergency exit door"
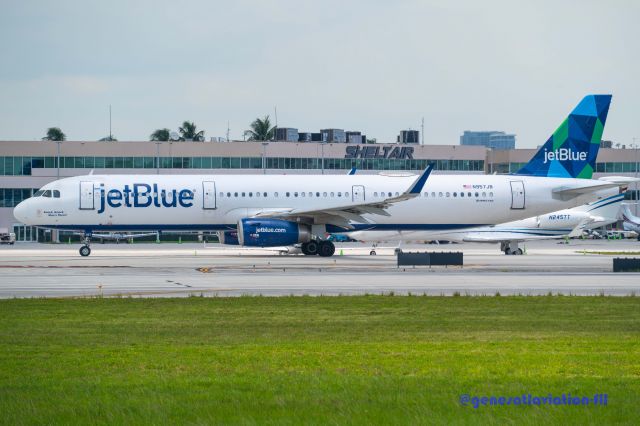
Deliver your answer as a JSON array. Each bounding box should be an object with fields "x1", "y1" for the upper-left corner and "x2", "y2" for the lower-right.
[
  {"x1": 510, "y1": 181, "x2": 525, "y2": 209},
  {"x1": 79, "y1": 181, "x2": 95, "y2": 210},
  {"x1": 352, "y1": 185, "x2": 365, "y2": 202},
  {"x1": 202, "y1": 181, "x2": 217, "y2": 209}
]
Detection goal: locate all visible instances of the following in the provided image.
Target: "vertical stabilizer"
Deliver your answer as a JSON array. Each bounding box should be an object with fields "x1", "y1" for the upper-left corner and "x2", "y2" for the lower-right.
[{"x1": 515, "y1": 95, "x2": 612, "y2": 179}]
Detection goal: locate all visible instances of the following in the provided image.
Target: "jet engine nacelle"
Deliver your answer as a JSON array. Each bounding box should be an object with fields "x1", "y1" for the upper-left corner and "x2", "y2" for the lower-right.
[
  {"x1": 218, "y1": 230, "x2": 240, "y2": 245},
  {"x1": 238, "y1": 218, "x2": 311, "y2": 247}
]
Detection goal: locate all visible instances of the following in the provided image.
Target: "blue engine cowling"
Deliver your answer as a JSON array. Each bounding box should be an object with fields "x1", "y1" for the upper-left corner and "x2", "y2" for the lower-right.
[
  {"x1": 238, "y1": 218, "x2": 311, "y2": 247},
  {"x1": 218, "y1": 230, "x2": 239, "y2": 245}
]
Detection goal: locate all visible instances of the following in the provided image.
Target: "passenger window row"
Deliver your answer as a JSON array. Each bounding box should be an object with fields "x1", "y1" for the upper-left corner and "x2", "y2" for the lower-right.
[
  {"x1": 216, "y1": 190, "x2": 495, "y2": 199},
  {"x1": 218, "y1": 191, "x2": 353, "y2": 198}
]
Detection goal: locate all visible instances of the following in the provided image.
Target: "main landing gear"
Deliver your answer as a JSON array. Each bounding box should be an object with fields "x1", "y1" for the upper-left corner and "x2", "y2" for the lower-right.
[
  {"x1": 301, "y1": 240, "x2": 335, "y2": 257},
  {"x1": 501, "y1": 241, "x2": 523, "y2": 255},
  {"x1": 79, "y1": 235, "x2": 92, "y2": 257}
]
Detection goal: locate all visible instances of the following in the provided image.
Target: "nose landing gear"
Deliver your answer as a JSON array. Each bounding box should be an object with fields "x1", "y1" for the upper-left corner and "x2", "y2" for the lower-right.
[{"x1": 79, "y1": 235, "x2": 92, "y2": 257}]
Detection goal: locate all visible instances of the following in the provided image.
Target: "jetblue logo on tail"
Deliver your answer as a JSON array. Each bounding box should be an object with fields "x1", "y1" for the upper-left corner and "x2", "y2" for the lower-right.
[
  {"x1": 514, "y1": 94, "x2": 612, "y2": 179},
  {"x1": 543, "y1": 148, "x2": 587, "y2": 164}
]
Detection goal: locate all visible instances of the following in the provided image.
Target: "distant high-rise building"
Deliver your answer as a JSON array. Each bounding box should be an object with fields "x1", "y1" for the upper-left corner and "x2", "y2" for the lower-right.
[
  {"x1": 397, "y1": 130, "x2": 419, "y2": 144},
  {"x1": 275, "y1": 127, "x2": 299, "y2": 142},
  {"x1": 321, "y1": 129, "x2": 347, "y2": 143},
  {"x1": 460, "y1": 131, "x2": 515, "y2": 150}
]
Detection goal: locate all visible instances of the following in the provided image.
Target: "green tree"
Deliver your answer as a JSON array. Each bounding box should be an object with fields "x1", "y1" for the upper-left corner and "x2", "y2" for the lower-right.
[
  {"x1": 99, "y1": 135, "x2": 117, "y2": 141},
  {"x1": 42, "y1": 127, "x2": 66, "y2": 141},
  {"x1": 244, "y1": 115, "x2": 275, "y2": 141},
  {"x1": 179, "y1": 121, "x2": 204, "y2": 141},
  {"x1": 150, "y1": 128, "x2": 171, "y2": 141}
]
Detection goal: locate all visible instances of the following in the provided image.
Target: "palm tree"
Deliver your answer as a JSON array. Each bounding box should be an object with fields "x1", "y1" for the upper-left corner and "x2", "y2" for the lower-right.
[
  {"x1": 42, "y1": 127, "x2": 66, "y2": 141},
  {"x1": 179, "y1": 121, "x2": 204, "y2": 141},
  {"x1": 244, "y1": 116, "x2": 275, "y2": 141},
  {"x1": 150, "y1": 128, "x2": 171, "y2": 141}
]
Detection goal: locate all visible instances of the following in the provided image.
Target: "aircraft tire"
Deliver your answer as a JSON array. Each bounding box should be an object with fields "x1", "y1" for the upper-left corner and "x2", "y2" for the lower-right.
[
  {"x1": 301, "y1": 243, "x2": 310, "y2": 255},
  {"x1": 306, "y1": 240, "x2": 319, "y2": 255},
  {"x1": 516, "y1": 248, "x2": 523, "y2": 255},
  {"x1": 318, "y1": 241, "x2": 335, "y2": 257},
  {"x1": 79, "y1": 245, "x2": 91, "y2": 257}
]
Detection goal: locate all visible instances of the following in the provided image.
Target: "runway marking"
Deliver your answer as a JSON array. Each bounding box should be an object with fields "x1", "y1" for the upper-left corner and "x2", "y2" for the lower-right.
[{"x1": 0, "y1": 265, "x2": 131, "y2": 268}]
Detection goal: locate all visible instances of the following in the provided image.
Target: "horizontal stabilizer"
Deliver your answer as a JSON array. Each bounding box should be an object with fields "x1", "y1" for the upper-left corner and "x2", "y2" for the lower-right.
[{"x1": 552, "y1": 181, "x2": 631, "y2": 200}]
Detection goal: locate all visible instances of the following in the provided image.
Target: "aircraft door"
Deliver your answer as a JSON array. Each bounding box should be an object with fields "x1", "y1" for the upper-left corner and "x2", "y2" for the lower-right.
[
  {"x1": 203, "y1": 181, "x2": 217, "y2": 209},
  {"x1": 352, "y1": 185, "x2": 365, "y2": 202},
  {"x1": 79, "y1": 181, "x2": 95, "y2": 210},
  {"x1": 510, "y1": 181, "x2": 525, "y2": 209}
]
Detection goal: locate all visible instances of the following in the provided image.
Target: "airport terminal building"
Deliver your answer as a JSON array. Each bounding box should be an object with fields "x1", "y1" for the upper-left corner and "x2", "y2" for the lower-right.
[{"x1": 1, "y1": 139, "x2": 638, "y2": 241}]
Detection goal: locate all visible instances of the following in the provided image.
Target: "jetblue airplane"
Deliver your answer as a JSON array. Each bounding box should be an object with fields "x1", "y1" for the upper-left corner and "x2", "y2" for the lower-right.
[
  {"x1": 349, "y1": 191, "x2": 626, "y2": 255},
  {"x1": 14, "y1": 94, "x2": 626, "y2": 257}
]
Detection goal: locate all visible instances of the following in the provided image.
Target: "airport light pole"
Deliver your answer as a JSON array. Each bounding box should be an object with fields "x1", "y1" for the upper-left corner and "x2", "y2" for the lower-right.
[
  {"x1": 155, "y1": 142, "x2": 161, "y2": 175},
  {"x1": 55, "y1": 140, "x2": 61, "y2": 179},
  {"x1": 262, "y1": 142, "x2": 268, "y2": 175},
  {"x1": 633, "y1": 139, "x2": 639, "y2": 216}
]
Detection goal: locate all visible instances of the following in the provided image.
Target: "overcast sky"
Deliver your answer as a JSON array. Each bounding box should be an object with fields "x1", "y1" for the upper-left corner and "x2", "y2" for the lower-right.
[{"x1": 0, "y1": 0, "x2": 638, "y2": 147}]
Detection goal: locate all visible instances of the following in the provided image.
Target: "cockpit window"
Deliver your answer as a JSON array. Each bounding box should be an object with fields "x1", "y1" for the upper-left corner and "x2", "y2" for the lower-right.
[
  {"x1": 53, "y1": 190, "x2": 60, "y2": 198},
  {"x1": 34, "y1": 190, "x2": 45, "y2": 197},
  {"x1": 42, "y1": 190, "x2": 52, "y2": 198}
]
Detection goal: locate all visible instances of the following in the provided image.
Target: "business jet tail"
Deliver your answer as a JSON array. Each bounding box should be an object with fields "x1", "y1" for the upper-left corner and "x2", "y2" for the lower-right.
[{"x1": 515, "y1": 94, "x2": 612, "y2": 179}]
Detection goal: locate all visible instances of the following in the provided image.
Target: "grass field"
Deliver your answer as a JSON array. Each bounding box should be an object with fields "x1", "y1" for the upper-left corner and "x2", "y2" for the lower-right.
[{"x1": 1, "y1": 296, "x2": 639, "y2": 425}]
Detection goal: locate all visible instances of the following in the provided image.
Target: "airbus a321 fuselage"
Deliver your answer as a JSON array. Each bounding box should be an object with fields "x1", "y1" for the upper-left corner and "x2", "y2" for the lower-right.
[{"x1": 14, "y1": 94, "x2": 619, "y2": 257}]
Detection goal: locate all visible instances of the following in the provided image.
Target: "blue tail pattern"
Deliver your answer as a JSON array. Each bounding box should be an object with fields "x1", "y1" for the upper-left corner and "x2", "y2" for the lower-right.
[{"x1": 515, "y1": 95, "x2": 612, "y2": 179}]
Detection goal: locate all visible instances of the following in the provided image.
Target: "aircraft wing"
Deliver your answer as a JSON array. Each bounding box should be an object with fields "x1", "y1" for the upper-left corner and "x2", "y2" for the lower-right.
[{"x1": 251, "y1": 165, "x2": 433, "y2": 229}]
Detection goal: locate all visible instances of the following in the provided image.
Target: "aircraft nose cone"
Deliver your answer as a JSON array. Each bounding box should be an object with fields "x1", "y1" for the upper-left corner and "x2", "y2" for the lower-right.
[{"x1": 13, "y1": 200, "x2": 29, "y2": 224}]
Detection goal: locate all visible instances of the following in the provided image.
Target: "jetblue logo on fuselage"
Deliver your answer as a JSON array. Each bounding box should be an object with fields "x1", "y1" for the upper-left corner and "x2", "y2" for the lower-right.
[
  {"x1": 256, "y1": 227, "x2": 287, "y2": 233},
  {"x1": 97, "y1": 183, "x2": 194, "y2": 213},
  {"x1": 543, "y1": 148, "x2": 587, "y2": 164}
]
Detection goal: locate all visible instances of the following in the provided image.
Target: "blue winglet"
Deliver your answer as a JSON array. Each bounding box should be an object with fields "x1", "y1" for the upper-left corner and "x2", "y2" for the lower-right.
[
  {"x1": 408, "y1": 163, "x2": 434, "y2": 194},
  {"x1": 348, "y1": 167, "x2": 357, "y2": 175}
]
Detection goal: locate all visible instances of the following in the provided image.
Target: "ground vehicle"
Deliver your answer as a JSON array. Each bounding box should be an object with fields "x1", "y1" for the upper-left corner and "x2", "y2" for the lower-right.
[
  {"x1": 0, "y1": 228, "x2": 16, "y2": 245},
  {"x1": 327, "y1": 234, "x2": 357, "y2": 243},
  {"x1": 605, "y1": 230, "x2": 638, "y2": 239}
]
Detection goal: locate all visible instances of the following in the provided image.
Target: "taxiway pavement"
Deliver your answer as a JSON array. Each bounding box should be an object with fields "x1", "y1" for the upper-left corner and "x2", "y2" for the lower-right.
[{"x1": 1, "y1": 240, "x2": 639, "y2": 297}]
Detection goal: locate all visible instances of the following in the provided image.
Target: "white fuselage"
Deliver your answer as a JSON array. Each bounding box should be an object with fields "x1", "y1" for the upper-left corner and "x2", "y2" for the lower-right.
[
  {"x1": 348, "y1": 191, "x2": 622, "y2": 243},
  {"x1": 14, "y1": 173, "x2": 615, "y2": 234}
]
